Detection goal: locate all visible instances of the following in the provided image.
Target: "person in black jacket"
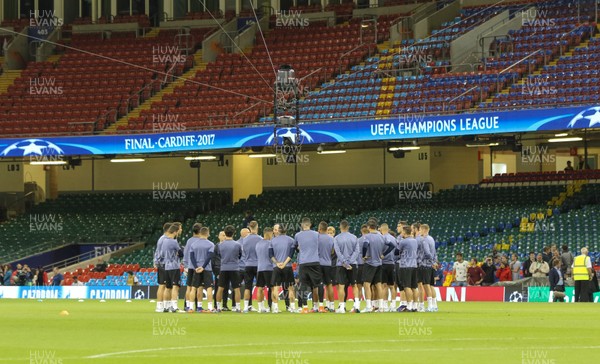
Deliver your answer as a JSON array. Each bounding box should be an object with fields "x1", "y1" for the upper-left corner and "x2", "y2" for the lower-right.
[
  {"x1": 522, "y1": 252, "x2": 535, "y2": 278},
  {"x1": 481, "y1": 257, "x2": 496, "y2": 286},
  {"x1": 549, "y1": 259, "x2": 565, "y2": 302}
]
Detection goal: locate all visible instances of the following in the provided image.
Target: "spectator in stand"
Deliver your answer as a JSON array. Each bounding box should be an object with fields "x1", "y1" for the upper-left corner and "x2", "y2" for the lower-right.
[
  {"x1": 126, "y1": 271, "x2": 139, "y2": 286},
  {"x1": 13, "y1": 264, "x2": 23, "y2": 285},
  {"x1": 530, "y1": 253, "x2": 550, "y2": 278},
  {"x1": 578, "y1": 155, "x2": 590, "y2": 170},
  {"x1": 467, "y1": 258, "x2": 485, "y2": 286},
  {"x1": 493, "y1": 255, "x2": 502, "y2": 278},
  {"x1": 51, "y1": 267, "x2": 64, "y2": 286},
  {"x1": 0, "y1": 264, "x2": 12, "y2": 286},
  {"x1": 495, "y1": 256, "x2": 512, "y2": 282},
  {"x1": 481, "y1": 257, "x2": 496, "y2": 286},
  {"x1": 509, "y1": 253, "x2": 521, "y2": 281},
  {"x1": 0, "y1": 265, "x2": 4, "y2": 285},
  {"x1": 433, "y1": 263, "x2": 444, "y2": 287},
  {"x1": 33, "y1": 267, "x2": 46, "y2": 286},
  {"x1": 522, "y1": 252, "x2": 535, "y2": 278},
  {"x1": 560, "y1": 245, "x2": 574, "y2": 279},
  {"x1": 549, "y1": 260, "x2": 566, "y2": 302},
  {"x1": 3, "y1": 264, "x2": 12, "y2": 285},
  {"x1": 22, "y1": 265, "x2": 34, "y2": 286},
  {"x1": 550, "y1": 244, "x2": 558, "y2": 256},
  {"x1": 242, "y1": 210, "x2": 255, "y2": 228},
  {"x1": 72, "y1": 276, "x2": 84, "y2": 286},
  {"x1": 93, "y1": 259, "x2": 107, "y2": 272},
  {"x1": 551, "y1": 250, "x2": 561, "y2": 267},
  {"x1": 564, "y1": 161, "x2": 574, "y2": 171},
  {"x1": 451, "y1": 253, "x2": 469, "y2": 287},
  {"x1": 542, "y1": 246, "x2": 552, "y2": 265}
]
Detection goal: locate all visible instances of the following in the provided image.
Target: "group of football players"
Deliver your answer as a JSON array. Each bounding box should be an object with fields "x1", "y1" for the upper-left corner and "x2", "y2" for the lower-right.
[{"x1": 152, "y1": 217, "x2": 439, "y2": 313}]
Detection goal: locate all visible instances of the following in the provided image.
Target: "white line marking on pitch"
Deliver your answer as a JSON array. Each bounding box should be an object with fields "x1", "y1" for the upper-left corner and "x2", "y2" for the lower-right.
[{"x1": 85, "y1": 337, "x2": 566, "y2": 359}]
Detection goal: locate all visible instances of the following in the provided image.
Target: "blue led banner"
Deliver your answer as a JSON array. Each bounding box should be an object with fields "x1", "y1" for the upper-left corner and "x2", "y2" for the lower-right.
[
  {"x1": 0, "y1": 286, "x2": 131, "y2": 299},
  {"x1": 0, "y1": 105, "x2": 598, "y2": 158}
]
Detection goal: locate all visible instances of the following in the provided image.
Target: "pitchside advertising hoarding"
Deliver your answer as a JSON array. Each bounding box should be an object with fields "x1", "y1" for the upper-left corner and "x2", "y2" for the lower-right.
[
  {"x1": 0, "y1": 286, "x2": 504, "y2": 301},
  {"x1": 0, "y1": 105, "x2": 599, "y2": 158},
  {"x1": 0, "y1": 285, "x2": 597, "y2": 301}
]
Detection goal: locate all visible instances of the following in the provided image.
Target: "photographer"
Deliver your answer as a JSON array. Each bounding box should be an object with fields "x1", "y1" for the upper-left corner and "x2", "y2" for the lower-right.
[
  {"x1": 14, "y1": 264, "x2": 26, "y2": 286},
  {"x1": 19, "y1": 265, "x2": 34, "y2": 286}
]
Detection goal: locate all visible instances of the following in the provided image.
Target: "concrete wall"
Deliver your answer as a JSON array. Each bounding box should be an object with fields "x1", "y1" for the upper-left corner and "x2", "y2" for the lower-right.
[
  {"x1": 72, "y1": 22, "x2": 139, "y2": 34},
  {"x1": 353, "y1": 3, "x2": 426, "y2": 17},
  {"x1": 430, "y1": 146, "x2": 479, "y2": 190},
  {"x1": 5, "y1": 28, "x2": 31, "y2": 69},
  {"x1": 233, "y1": 21, "x2": 257, "y2": 54},
  {"x1": 0, "y1": 161, "x2": 24, "y2": 193},
  {"x1": 202, "y1": 18, "x2": 237, "y2": 62},
  {"x1": 53, "y1": 156, "x2": 233, "y2": 192},
  {"x1": 232, "y1": 154, "x2": 262, "y2": 203},
  {"x1": 414, "y1": 0, "x2": 460, "y2": 40},
  {"x1": 450, "y1": 10, "x2": 515, "y2": 67},
  {"x1": 263, "y1": 147, "x2": 433, "y2": 187},
  {"x1": 159, "y1": 19, "x2": 223, "y2": 28}
]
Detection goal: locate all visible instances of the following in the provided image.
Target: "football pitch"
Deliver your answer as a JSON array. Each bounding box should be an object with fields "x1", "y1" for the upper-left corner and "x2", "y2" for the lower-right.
[{"x1": 2, "y1": 300, "x2": 599, "y2": 364}]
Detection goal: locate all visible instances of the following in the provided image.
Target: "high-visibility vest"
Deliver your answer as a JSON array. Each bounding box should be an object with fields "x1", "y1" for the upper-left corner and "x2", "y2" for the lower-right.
[{"x1": 573, "y1": 255, "x2": 590, "y2": 281}]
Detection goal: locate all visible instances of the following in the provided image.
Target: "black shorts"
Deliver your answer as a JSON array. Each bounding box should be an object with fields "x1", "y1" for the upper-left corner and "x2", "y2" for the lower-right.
[
  {"x1": 244, "y1": 266, "x2": 258, "y2": 287},
  {"x1": 320, "y1": 266, "x2": 334, "y2": 285},
  {"x1": 164, "y1": 269, "x2": 181, "y2": 289},
  {"x1": 382, "y1": 264, "x2": 396, "y2": 285},
  {"x1": 419, "y1": 266, "x2": 433, "y2": 285},
  {"x1": 395, "y1": 267, "x2": 404, "y2": 290},
  {"x1": 272, "y1": 266, "x2": 295, "y2": 287},
  {"x1": 219, "y1": 270, "x2": 241, "y2": 289},
  {"x1": 186, "y1": 268, "x2": 195, "y2": 287},
  {"x1": 357, "y1": 264, "x2": 364, "y2": 284},
  {"x1": 299, "y1": 263, "x2": 322, "y2": 288},
  {"x1": 362, "y1": 264, "x2": 382, "y2": 285},
  {"x1": 192, "y1": 270, "x2": 213, "y2": 288},
  {"x1": 429, "y1": 270, "x2": 435, "y2": 286},
  {"x1": 399, "y1": 267, "x2": 418, "y2": 289},
  {"x1": 256, "y1": 271, "x2": 273, "y2": 287},
  {"x1": 157, "y1": 267, "x2": 166, "y2": 285},
  {"x1": 337, "y1": 265, "x2": 358, "y2": 286}
]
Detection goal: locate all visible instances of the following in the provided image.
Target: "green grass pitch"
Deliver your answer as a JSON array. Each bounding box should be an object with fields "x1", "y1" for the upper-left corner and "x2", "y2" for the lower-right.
[{"x1": 2, "y1": 300, "x2": 599, "y2": 364}]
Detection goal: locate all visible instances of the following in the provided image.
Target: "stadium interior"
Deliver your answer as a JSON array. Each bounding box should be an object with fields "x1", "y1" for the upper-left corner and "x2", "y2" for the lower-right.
[{"x1": 0, "y1": 0, "x2": 599, "y2": 290}]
